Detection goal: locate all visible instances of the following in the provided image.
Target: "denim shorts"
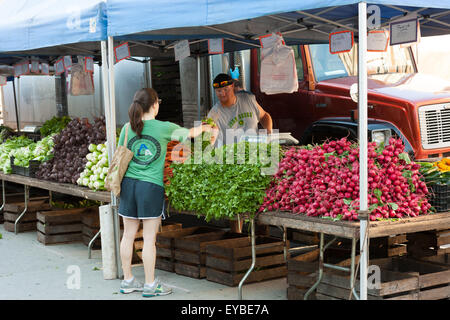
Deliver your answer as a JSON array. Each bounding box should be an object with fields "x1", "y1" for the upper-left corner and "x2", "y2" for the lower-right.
[{"x1": 118, "y1": 177, "x2": 165, "y2": 219}]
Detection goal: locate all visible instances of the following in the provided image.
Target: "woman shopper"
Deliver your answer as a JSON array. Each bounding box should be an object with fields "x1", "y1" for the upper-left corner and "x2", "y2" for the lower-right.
[{"x1": 118, "y1": 88, "x2": 211, "y2": 297}]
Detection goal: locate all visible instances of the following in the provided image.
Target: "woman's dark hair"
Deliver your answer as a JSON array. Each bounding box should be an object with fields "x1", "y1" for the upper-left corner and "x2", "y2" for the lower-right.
[{"x1": 128, "y1": 88, "x2": 158, "y2": 137}]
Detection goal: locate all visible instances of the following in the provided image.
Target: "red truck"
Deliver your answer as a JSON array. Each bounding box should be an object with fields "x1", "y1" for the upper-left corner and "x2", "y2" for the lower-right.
[{"x1": 250, "y1": 43, "x2": 450, "y2": 160}]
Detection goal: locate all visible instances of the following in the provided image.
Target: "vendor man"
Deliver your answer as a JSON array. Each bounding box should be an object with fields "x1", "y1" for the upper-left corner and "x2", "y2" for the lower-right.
[
  {"x1": 207, "y1": 73, "x2": 273, "y2": 234},
  {"x1": 207, "y1": 73, "x2": 273, "y2": 147}
]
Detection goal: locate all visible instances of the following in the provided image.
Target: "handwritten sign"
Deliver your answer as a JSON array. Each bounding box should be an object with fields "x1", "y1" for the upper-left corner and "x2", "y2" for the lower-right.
[
  {"x1": 31, "y1": 60, "x2": 40, "y2": 73},
  {"x1": 114, "y1": 42, "x2": 131, "y2": 63},
  {"x1": 41, "y1": 63, "x2": 49, "y2": 75},
  {"x1": 14, "y1": 64, "x2": 22, "y2": 77},
  {"x1": 390, "y1": 18, "x2": 418, "y2": 46},
  {"x1": 63, "y1": 56, "x2": 72, "y2": 70},
  {"x1": 208, "y1": 38, "x2": 224, "y2": 54},
  {"x1": 329, "y1": 31, "x2": 354, "y2": 54},
  {"x1": 368, "y1": 30, "x2": 389, "y2": 52},
  {"x1": 54, "y1": 58, "x2": 65, "y2": 75},
  {"x1": 259, "y1": 32, "x2": 284, "y2": 48},
  {"x1": 85, "y1": 57, "x2": 94, "y2": 73},
  {"x1": 174, "y1": 40, "x2": 190, "y2": 62}
]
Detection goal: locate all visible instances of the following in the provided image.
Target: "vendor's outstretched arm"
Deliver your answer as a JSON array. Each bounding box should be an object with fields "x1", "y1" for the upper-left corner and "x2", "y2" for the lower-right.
[{"x1": 257, "y1": 103, "x2": 273, "y2": 134}]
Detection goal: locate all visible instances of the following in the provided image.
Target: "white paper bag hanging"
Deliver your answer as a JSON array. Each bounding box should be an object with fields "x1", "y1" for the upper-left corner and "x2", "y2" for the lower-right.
[{"x1": 260, "y1": 39, "x2": 298, "y2": 95}]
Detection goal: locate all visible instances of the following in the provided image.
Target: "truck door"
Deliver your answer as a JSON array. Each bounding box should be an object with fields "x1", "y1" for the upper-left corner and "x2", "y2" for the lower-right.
[{"x1": 250, "y1": 45, "x2": 314, "y2": 140}]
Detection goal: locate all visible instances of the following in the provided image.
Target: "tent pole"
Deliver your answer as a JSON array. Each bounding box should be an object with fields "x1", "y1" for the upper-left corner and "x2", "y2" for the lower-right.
[
  {"x1": 358, "y1": 1, "x2": 369, "y2": 301},
  {"x1": 101, "y1": 40, "x2": 121, "y2": 280},
  {"x1": 197, "y1": 55, "x2": 201, "y2": 121},
  {"x1": 12, "y1": 77, "x2": 20, "y2": 132},
  {"x1": 107, "y1": 36, "x2": 122, "y2": 280}
]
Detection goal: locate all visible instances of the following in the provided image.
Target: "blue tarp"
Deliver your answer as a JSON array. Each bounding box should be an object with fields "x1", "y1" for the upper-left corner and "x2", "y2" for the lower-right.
[
  {"x1": 0, "y1": 0, "x2": 107, "y2": 52},
  {"x1": 107, "y1": 0, "x2": 450, "y2": 38}
]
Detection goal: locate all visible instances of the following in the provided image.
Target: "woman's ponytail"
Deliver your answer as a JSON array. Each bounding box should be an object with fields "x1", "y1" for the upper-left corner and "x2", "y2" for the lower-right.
[
  {"x1": 129, "y1": 101, "x2": 144, "y2": 137},
  {"x1": 128, "y1": 88, "x2": 158, "y2": 138}
]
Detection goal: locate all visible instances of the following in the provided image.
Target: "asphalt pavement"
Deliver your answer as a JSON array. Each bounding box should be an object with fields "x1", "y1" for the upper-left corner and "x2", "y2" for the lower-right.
[{"x1": 0, "y1": 223, "x2": 288, "y2": 300}]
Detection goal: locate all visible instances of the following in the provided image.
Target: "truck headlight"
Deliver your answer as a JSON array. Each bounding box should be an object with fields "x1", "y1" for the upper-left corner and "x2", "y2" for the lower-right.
[{"x1": 371, "y1": 129, "x2": 391, "y2": 146}]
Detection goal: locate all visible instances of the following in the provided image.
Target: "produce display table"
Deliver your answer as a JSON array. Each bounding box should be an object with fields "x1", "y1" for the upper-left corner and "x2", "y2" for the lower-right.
[
  {"x1": 0, "y1": 173, "x2": 111, "y2": 203},
  {"x1": 0, "y1": 172, "x2": 110, "y2": 256},
  {"x1": 256, "y1": 210, "x2": 450, "y2": 299}
]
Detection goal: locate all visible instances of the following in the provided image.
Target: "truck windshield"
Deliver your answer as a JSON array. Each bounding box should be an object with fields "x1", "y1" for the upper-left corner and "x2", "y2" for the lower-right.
[{"x1": 309, "y1": 43, "x2": 415, "y2": 82}]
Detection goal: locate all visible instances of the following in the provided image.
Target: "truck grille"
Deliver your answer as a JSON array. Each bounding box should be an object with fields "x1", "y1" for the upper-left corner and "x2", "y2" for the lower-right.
[{"x1": 418, "y1": 104, "x2": 450, "y2": 149}]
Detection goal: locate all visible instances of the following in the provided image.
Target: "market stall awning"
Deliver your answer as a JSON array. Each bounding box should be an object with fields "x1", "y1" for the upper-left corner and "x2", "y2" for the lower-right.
[
  {"x1": 0, "y1": 0, "x2": 107, "y2": 65},
  {"x1": 106, "y1": 0, "x2": 450, "y2": 56}
]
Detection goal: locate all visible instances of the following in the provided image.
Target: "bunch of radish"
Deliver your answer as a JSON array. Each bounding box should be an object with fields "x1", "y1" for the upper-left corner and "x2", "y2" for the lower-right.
[{"x1": 259, "y1": 137, "x2": 431, "y2": 221}]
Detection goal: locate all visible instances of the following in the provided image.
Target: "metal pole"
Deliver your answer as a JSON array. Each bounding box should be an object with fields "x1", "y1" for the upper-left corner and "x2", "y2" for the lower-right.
[
  {"x1": 12, "y1": 78, "x2": 20, "y2": 132},
  {"x1": 0, "y1": 180, "x2": 5, "y2": 211},
  {"x1": 358, "y1": 1, "x2": 369, "y2": 301},
  {"x1": 107, "y1": 36, "x2": 122, "y2": 279},
  {"x1": 238, "y1": 217, "x2": 255, "y2": 300},
  {"x1": 197, "y1": 55, "x2": 201, "y2": 121},
  {"x1": 14, "y1": 185, "x2": 29, "y2": 234},
  {"x1": 101, "y1": 39, "x2": 121, "y2": 279}
]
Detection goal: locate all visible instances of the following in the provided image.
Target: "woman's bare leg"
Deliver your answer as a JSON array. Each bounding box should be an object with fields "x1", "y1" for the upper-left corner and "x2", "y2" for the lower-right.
[
  {"x1": 120, "y1": 217, "x2": 140, "y2": 280},
  {"x1": 142, "y1": 217, "x2": 162, "y2": 284}
]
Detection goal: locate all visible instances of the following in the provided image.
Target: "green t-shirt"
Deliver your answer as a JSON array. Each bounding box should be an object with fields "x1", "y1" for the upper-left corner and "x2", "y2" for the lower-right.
[{"x1": 118, "y1": 120, "x2": 190, "y2": 187}]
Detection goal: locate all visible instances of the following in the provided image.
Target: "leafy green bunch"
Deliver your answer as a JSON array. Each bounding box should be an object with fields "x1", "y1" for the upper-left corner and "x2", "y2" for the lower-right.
[
  {"x1": 0, "y1": 135, "x2": 34, "y2": 173},
  {"x1": 40, "y1": 116, "x2": 71, "y2": 137},
  {"x1": 165, "y1": 141, "x2": 281, "y2": 222},
  {"x1": 9, "y1": 134, "x2": 56, "y2": 167}
]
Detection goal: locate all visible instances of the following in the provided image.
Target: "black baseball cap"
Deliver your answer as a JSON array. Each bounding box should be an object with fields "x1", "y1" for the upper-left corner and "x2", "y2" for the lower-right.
[{"x1": 213, "y1": 73, "x2": 234, "y2": 88}]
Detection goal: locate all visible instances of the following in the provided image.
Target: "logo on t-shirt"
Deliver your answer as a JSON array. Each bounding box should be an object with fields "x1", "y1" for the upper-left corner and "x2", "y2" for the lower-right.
[
  {"x1": 128, "y1": 135, "x2": 161, "y2": 165},
  {"x1": 228, "y1": 112, "x2": 253, "y2": 128}
]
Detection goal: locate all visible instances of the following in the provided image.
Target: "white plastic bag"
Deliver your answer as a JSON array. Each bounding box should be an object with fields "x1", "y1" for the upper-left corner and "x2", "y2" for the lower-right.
[
  {"x1": 260, "y1": 39, "x2": 298, "y2": 95},
  {"x1": 70, "y1": 59, "x2": 94, "y2": 96}
]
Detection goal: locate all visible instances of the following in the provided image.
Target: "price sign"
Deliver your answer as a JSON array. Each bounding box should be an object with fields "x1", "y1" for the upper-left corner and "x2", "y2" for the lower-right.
[
  {"x1": 63, "y1": 56, "x2": 72, "y2": 70},
  {"x1": 85, "y1": 57, "x2": 94, "y2": 73},
  {"x1": 21, "y1": 61, "x2": 30, "y2": 75},
  {"x1": 54, "y1": 58, "x2": 65, "y2": 75},
  {"x1": 329, "y1": 31, "x2": 354, "y2": 54},
  {"x1": 259, "y1": 32, "x2": 284, "y2": 48},
  {"x1": 14, "y1": 63, "x2": 22, "y2": 77},
  {"x1": 368, "y1": 30, "x2": 389, "y2": 52},
  {"x1": 174, "y1": 40, "x2": 190, "y2": 62},
  {"x1": 208, "y1": 38, "x2": 224, "y2": 54},
  {"x1": 31, "y1": 60, "x2": 40, "y2": 73},
  {"x1": 114, "y1": 42, "x2": 131, "y2": 63},
  {"x1": 390, "y1": 18, "x2": 418, "y2": 46},
  {"x1": 41, "y1": 62, "x2": 49, "y2": 75}
]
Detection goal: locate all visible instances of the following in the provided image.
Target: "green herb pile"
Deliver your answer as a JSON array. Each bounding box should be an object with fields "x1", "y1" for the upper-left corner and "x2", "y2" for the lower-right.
[
  {"x1": 165, "y1": 141, "x2": 281, "y2": 222},
  {"x1": 40, "y1": 116, "x2": 71, "y2": 137}
]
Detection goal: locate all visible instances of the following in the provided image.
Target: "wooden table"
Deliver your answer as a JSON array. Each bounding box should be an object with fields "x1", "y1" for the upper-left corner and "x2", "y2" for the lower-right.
[
  {"x1": 256, "y1": 210, "x2": 450, "y2": 299},
  {"x1": 0, "y1": 172, "x2": 111, "y2": 257},
  {"x1": 0, "y1": 173, "x2": 111, "y2": 203},
  {"x1": 257, "y1": 211, "x2": 450, "y2": 239}
]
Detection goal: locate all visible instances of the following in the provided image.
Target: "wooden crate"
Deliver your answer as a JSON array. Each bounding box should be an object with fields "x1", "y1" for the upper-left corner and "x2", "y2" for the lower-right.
[
  {"x1": 290, "y1": 230, "x2": 320, "y2": 245},
  {"x1": 3, "y1": 200, "x2": 51, "y2": 233},
  {"x1": 205, "y1": 236, "x2": 289, "y2": 287},
  {"x1": 80, "y1": 208, "x2": 101, "y2": 248},
  {"x1": 173, "y1": 231, "x2": 247, "y2": 279},
  {"x1": 408, "y1": 229, "x2": 450, "y2": 258},
  {"x1": 316, "y1": 257, "x2": 450, "y2": 300},
  {"x1": 287, "y1": 248, "x2": 320, "y2": 300},
  {"x1": 154, "y1": 226, "x2": 223, "y2": 272},
  {"x1": 36, "y1": 208, "x2": 89, "y2": 245},
  {"x1": 371, "y1": 234, "x2": 408, "y2": 258},
  {"x1": 133, "y1": 221, "x2": 183, "y2": 264}
]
